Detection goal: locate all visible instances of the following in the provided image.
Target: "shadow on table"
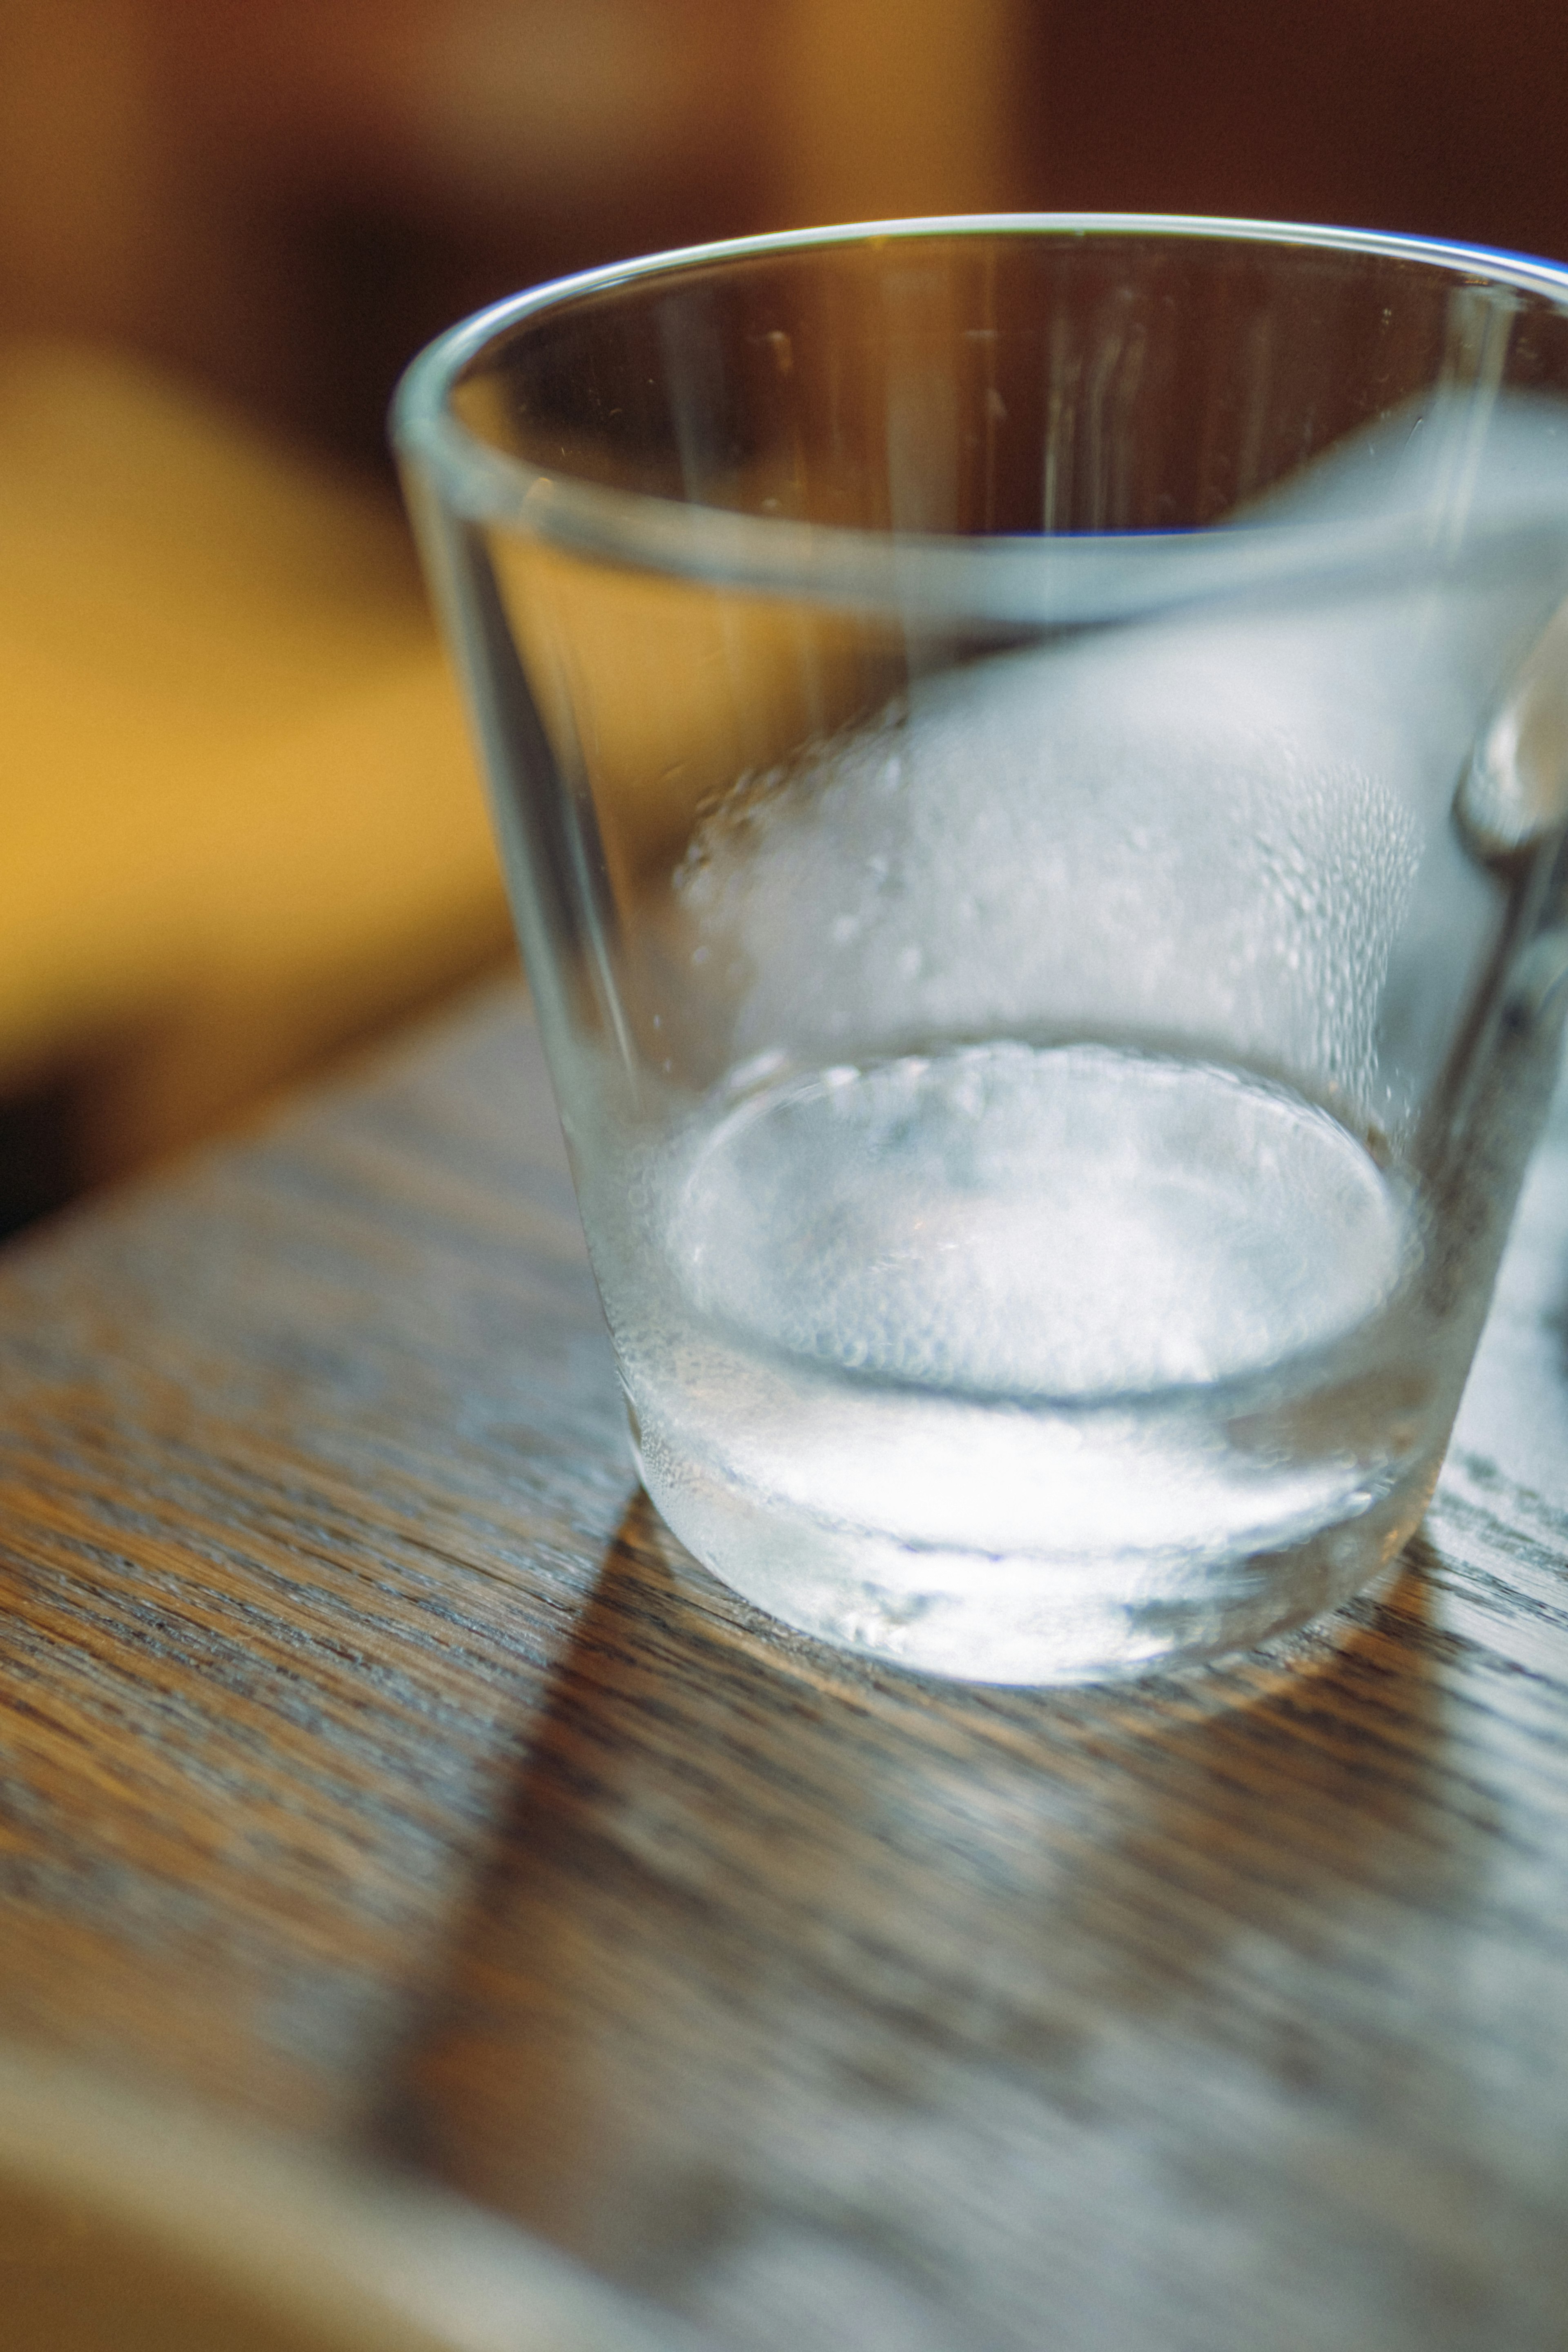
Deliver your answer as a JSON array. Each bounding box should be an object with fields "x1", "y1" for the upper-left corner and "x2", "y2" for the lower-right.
[{"x1": 372, "y1": 1494, "x2": 1487, "y2": 2352}]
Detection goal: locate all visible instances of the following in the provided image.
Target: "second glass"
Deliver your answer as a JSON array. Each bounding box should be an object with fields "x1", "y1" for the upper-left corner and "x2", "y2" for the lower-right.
[{"x1": 396, "y1": 217, "x2": 1568, "y2": 1682}]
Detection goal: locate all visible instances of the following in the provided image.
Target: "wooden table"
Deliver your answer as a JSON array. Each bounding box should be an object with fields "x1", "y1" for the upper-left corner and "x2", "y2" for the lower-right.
[{"x1": 1, "y1": 981, "x2": 1564, "y2": 2352}]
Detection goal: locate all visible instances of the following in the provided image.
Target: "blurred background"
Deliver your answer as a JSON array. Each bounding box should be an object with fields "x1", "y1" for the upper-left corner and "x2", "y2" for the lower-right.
[{"x1": 3, "y1": 0, "x2": 1567, "y2": 1234}]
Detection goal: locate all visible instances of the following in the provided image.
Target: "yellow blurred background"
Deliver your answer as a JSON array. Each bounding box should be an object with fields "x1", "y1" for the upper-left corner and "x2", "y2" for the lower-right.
[{"x1": 2, "y1": 0, "x2": 1565, "y2": 1232}]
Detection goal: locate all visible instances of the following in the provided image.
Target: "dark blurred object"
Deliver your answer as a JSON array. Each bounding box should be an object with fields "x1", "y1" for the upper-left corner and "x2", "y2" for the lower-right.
[
  {"x1": 149, "y1": 0, "x2": 784, "y2": 470},
  {"x1": 0, "y1": 0, "x2": 774, "y2": 470},
  {"x1": 0, "y1": 1073, "x2": 77, "y2": 1241},
  {"x1": 1018, "y1": 0, "x2": 1568, "y2": 263}
]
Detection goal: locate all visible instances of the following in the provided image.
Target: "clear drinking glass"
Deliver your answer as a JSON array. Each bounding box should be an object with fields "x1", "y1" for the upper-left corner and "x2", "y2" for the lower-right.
[{"x1": 395, "y1": 216, "x2": 1568, "y2": 1683}]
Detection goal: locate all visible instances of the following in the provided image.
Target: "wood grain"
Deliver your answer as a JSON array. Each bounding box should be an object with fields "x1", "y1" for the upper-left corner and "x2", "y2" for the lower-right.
[{"x1": 0, "y1": 982, "x2": 1565, "y2": 2352}]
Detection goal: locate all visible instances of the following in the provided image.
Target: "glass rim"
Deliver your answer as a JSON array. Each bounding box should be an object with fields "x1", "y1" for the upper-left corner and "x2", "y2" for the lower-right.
[{"x1": 391, "y1": 211, "x2": 1568, "y2": 623}]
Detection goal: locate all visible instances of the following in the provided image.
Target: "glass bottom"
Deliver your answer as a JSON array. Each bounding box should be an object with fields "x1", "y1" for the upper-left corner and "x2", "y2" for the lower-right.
[{"x1": 633, "y1": 1427, "x2": 1440, "y2": 1682}]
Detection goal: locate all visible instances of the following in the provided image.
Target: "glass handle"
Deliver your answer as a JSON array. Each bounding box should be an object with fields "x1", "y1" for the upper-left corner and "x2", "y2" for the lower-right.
[{"x1": 1458, "y1": 597, "x2": 1568, "y2": 859}]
